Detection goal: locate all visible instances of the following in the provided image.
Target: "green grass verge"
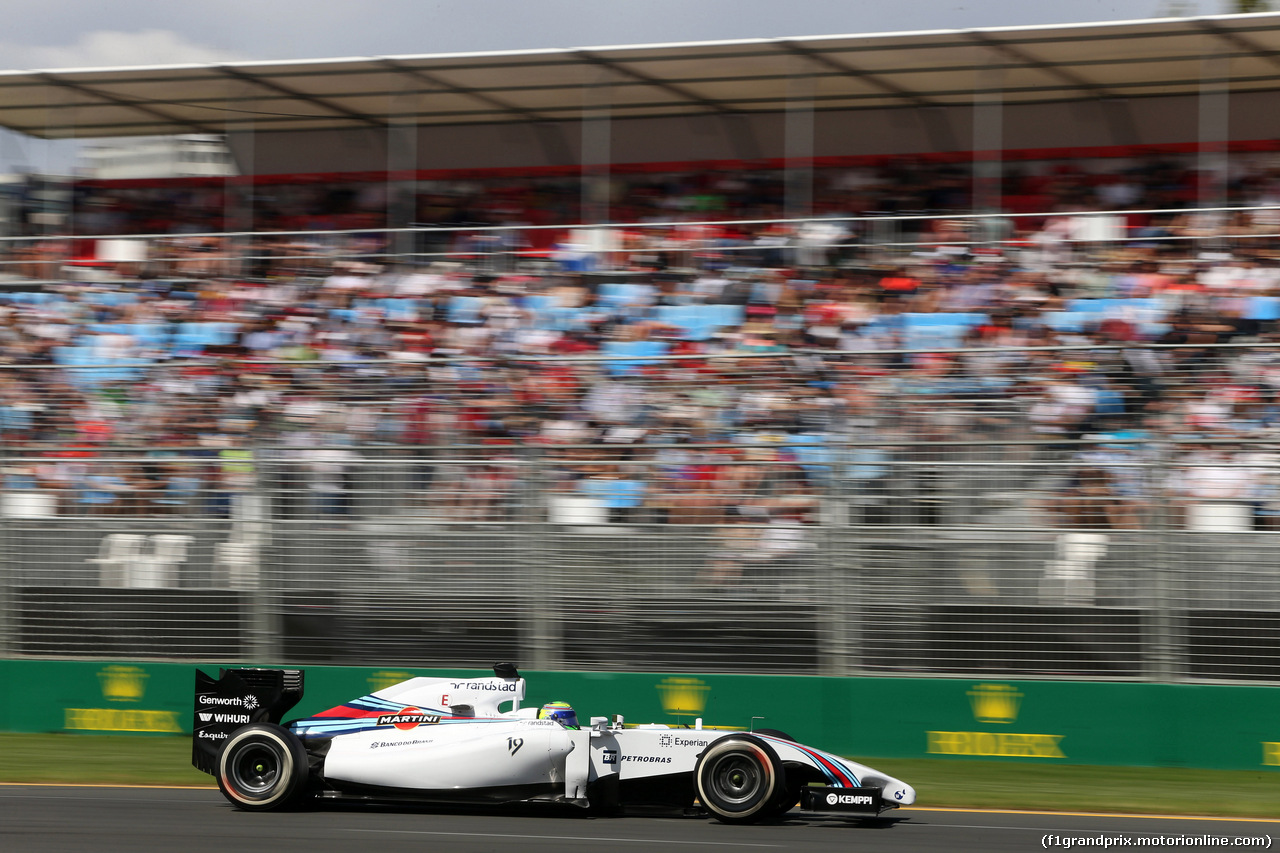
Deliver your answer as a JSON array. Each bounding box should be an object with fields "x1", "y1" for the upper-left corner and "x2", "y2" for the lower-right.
[
  {"x1": 2, "y1": 734, "x2": 1278, "y2": 819},
  {"x1": 0, "y1": 734, "x2": 212, "y2": 787},
  {"x1": 868, "y1": 757, "x2": 1280, "y2": 819}
]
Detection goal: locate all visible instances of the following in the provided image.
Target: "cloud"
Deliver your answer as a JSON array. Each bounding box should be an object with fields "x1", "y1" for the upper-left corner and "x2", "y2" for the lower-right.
[{"x1": 0, "y1": 29, "x2": 244, "y2": 71}]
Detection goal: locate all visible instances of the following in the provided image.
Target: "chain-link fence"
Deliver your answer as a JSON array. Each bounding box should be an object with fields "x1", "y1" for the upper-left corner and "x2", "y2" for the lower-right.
[{"x1": 2, "y1": 345, "x2": 1279, "y2": 682}]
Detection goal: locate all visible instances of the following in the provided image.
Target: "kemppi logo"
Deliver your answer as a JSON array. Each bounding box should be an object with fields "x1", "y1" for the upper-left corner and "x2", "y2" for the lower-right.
[{"x1": 826, "y1": 793, "x2": 874, "y2": 805}]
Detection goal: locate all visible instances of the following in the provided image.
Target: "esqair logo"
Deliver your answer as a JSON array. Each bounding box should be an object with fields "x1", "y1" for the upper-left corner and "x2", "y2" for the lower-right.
[
  {"x1": 927, "y1": 683, "x2": 1065, "y2": 759},
  {"x1": 376, "y1": 707, "x2": 442, "y2": 730},
  {"x1": 65, "y1": 665, "x2": 181, "y2": 734}
]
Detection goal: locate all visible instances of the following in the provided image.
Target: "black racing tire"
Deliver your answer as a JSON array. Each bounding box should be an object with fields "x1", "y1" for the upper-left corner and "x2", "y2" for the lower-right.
[
  {"x1": 694, "y1": 735, "x2": 784, "y2": 825},
  {"x1": 216, "y1": 723, "x2": 309, "y2": 811},
  {"x1": 751, "y1": 729, "x2": 803, "y2": 818}
]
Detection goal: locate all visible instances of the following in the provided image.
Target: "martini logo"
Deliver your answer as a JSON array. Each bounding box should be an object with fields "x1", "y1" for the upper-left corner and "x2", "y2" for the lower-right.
[
  {"x1": 968, "y1": 684, "x2": 1022, "y2": 724},
  {"x1": 376, "y1": 707, "x2": 441, "y2": 730},
  {"x1": 98, "y1": 666, "x2": 148, "y2": 702},
  {"x1": 657, "y1": 677, "x2": 710, "y2": 717}
]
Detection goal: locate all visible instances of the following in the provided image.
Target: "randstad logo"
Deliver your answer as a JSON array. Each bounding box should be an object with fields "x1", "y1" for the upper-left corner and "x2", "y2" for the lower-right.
[
  {"x1": 657, "y1": 677, "x2": 710, "y2": 717},
  {"x1": 97, "y1": 666, "x2": 148, "y2": 703},
  {"x1": 968, "y1": 684, "x2": 1023, "y2": 724}
]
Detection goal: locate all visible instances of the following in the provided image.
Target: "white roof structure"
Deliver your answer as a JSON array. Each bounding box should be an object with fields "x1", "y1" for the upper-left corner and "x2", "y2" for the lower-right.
[{"x1": 2, "y1": 13, "x2": 1280, "y2": 140}]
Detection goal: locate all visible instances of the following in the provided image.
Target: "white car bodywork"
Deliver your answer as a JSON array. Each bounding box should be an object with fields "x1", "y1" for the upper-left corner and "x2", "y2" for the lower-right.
[
  {"x1": 193, "y1": 665, "x2": 916, "y2": 820},
  {"x1": 289, "y1": 673, "x2": 915, "y2": 808}
]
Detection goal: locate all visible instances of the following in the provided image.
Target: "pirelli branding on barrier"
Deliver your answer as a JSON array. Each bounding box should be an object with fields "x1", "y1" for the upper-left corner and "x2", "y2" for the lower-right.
[
  {"x1": 926, "y1": 683, "x2": 1065, "y2": 759},
  {"x1": 63, "y1": 665, "x2": 182, "y2": 734}
]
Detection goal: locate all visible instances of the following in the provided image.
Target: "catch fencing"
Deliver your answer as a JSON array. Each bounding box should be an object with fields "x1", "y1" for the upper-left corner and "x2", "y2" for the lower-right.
[{"x1": 1, "y1": 344, "x2": 1279, "y2": 682}]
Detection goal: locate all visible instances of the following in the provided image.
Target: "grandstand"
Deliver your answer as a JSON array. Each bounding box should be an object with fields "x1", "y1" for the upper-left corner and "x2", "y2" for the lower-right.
[{"x1": 0, "y1": 14, "x2": 1279, "y2": 682}]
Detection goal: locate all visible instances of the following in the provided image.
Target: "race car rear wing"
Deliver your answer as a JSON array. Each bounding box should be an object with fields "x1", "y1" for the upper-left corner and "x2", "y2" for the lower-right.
[{"x1": 192, "y1": 668, "x2": 304, "y2": 776}]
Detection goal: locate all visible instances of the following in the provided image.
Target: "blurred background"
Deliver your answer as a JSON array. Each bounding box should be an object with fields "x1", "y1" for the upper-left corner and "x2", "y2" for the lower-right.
[{"x1": 0, "y1": 2, "x2": 1279, "y2": 690}]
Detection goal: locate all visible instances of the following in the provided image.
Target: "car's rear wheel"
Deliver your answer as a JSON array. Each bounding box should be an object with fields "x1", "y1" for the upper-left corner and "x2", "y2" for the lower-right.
[
  {"x1": 694, "y1": 736, "x2": 784, "y2": 824},
  {"x1": 216, "y1": 724, "x2": 308, "y2": 811}
]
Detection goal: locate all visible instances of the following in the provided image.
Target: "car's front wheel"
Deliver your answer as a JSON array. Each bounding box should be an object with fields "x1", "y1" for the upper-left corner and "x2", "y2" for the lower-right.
[
  {"x1": 751, "y1": 729, "x2": 804, "y2": 817},
  {"x1": 694, "y1": 736, "x2": 784, "y2": 824},
  {"x1": 216, "y1": 724, "x2": 309, "y2": 811}
]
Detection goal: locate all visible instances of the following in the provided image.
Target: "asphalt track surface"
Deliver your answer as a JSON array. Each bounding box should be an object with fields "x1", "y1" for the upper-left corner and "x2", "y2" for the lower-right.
[{"x1": 2, "y1": 785, "x2": 1277, "y2": 853}]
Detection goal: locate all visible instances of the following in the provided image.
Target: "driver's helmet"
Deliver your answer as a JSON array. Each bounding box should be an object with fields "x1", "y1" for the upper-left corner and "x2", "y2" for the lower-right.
[{"x1": 537, "y1": 701, "x2": 578, "y2": 729}]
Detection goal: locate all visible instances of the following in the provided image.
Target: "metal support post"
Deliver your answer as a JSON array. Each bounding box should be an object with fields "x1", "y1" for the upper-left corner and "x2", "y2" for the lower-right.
[
  {"x1": 387, "y1": 87, "x2": 419, "y2": 267},
  {"x1": 581, "y1": 67, "x2": 613, "y2": 227},
  {"x1": 972, "y1": 65, "x2": 1004, "y2": 218},
  {"x1": 784, "y1": 57, "x2": 816, "y2": 224},
  {"x1": 1198, "y1": 52, "x2": 1231, "y2": 252}
]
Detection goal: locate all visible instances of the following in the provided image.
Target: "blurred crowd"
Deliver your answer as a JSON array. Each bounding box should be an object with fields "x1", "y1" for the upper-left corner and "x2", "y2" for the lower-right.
[
  {"x1": 2, "y1": 151, "x2": 1280, "y2": 543},
  {"x1": 49, "y1": 147, "x2": 1280, "y2": 236}
]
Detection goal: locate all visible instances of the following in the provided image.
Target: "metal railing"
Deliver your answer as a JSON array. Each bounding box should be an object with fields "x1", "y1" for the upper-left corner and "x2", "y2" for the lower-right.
[{"x1": 1, "y1": 345, "x2": 1279, "y2": 682}]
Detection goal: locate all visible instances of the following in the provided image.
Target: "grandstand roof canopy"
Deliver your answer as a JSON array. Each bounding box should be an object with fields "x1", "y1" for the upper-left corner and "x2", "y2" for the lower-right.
[{"x1": 3, "y1": 13, "x2": 1280, "y2": 141}]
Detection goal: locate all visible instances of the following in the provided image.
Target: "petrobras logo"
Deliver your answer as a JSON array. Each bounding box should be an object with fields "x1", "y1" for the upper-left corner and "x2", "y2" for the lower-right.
[
  {"x1": 450, "y1": 681, "x2": 517, "y2": 692},
  {"x1": 622, "y1": 755, "x2": 672, "y2": 764},
  {"x1": 826, "y1": 793, "x2": 875, "y2": 806},
  {"x1": 602, "y1": 749, "x2": 618, "y2": 765},
  {"x1": 197, "y1": 712, "x2": 250, "y2": 724},
  {"x1": 376, "y1": 707, "x2": 442, "y2": 730},
  {"x1": 197, "y1": 694, "x2": 259, "y2": 710},
  {"x1": 197, "y1": 730, "x2": 229, "y2": 740}
]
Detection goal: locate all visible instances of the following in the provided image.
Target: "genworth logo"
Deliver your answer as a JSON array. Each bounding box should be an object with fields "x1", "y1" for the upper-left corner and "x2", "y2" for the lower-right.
[{"x1": 928, "y1": 683, "x2": 1064, "y2": 759}]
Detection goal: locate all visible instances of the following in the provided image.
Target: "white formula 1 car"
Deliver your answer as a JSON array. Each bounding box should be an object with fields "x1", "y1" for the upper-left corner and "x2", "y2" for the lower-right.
[{"x1": 192, "y1": 664, "x2": 916, "y2": 824}]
